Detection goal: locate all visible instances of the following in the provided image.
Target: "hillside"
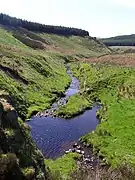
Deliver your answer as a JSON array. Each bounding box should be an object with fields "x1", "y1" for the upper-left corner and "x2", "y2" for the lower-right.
[
  {"x1": 0, "y1": 15, "x2": 112, "y2": 180},
  {"x1": 101, "y1": 34, "x2": 135, "y2": 46},
  {"x1": 2, "y1": 13, "x2": 135, "y2": 180},
  {"x1": 0, "y1": 23, "x2": 111, "y2": 120}
]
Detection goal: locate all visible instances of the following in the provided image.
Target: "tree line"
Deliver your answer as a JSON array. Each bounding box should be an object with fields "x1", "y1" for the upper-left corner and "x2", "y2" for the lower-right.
[
  {"x1": 102, "y1": 40, "x2": 135, "y2": 46},
  {"x1": 101, "y1": 35, "x2": 135, "y2": 46},
  {"x1": 0, "y1": 13, "x2": 89, "y2": 37}
]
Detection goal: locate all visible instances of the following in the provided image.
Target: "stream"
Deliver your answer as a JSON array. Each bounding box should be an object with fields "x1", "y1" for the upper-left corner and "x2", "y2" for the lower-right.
[{"x1": 27, "y1": 68, "x2": 99, "y2": 159}]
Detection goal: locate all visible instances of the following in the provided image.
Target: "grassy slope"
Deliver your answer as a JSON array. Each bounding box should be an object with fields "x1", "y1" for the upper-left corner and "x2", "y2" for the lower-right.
[
  {"x1": 0, "y1": 26, "x2": 112, "y2": 179},
  {"x1": 70, "y1": 62, "x2": 135, "y2": 168},
  {"x1": 102, "y1": 34, "x2": 135, "y2": 41},
  {"x1": 45, "y1": 153, "x2": 80, "y2": 179},
  {"x1": 0, "y1": 27, "x2": 71, "y2": 119},
  {"x1": 39, "y1": 33, "x2": 111, "y2": 57},
  {"x1": 101, "y1": 34, "x2": 135, "y2": 46},
  {"x1": 0, "y1": 26, "x2": 110, "y2": 119}
]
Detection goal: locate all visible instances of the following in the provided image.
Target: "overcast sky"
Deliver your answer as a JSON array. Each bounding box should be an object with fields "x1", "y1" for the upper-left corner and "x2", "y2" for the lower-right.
[{"x1": 0, "y1": 0, "x2": 135, "y2": 38}]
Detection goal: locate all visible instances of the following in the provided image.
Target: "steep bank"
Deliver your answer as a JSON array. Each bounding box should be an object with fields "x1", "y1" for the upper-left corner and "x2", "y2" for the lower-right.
[{"x1": 0, "y1": 98, "x2": 48, "y2": 180}]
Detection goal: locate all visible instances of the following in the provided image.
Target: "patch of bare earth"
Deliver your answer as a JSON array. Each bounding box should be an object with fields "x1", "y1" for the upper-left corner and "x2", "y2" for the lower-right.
[
  {"x1": 83, "y1": 54, "x2": 135, "y2": 67},
  {"x1": 46, "y1": 44, "x2": 75, "y2": 54}
]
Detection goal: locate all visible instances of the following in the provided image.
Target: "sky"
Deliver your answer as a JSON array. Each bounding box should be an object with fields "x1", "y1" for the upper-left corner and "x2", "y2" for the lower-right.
[{"x1": 0, "y1": 0, "x2": 135, "y2": 38}]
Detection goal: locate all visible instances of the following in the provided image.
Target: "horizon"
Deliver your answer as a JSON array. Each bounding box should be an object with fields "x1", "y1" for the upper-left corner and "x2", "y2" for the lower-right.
[{"x1": 0, "y1": 0, "x2": 135, "y2": 38}]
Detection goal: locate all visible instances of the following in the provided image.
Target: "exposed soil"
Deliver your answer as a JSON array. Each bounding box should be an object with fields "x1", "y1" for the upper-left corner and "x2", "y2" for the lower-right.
[{"x1": 83, "y1": 54, "x2": 135, "y2": 67}]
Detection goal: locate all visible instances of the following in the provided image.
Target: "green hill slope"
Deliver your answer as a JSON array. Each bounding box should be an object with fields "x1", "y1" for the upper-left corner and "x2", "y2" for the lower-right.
[
  {"x1": 101, "y1": 34, "x2": 135, "y2": 46},
  {"x1": 0, "y1": 26, "x2": 110, "y2": 120},
  {"x1": 0, "y1": 18, "x2": 112, "y2": 180}
]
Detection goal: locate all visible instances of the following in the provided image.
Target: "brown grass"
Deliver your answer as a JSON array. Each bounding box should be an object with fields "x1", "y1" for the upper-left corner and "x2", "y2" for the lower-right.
[
  {"x1": 48, "y1": 164, "x2": 135, "y2": 180},
  {"x1": 69, "y1": 165, "x2": 135, "y2": 180},
  {"x1": 83, "y1": 54, "x2": 135, "y2": 67}
]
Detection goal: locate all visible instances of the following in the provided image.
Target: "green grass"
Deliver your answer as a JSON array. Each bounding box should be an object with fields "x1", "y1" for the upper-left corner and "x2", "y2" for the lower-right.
[
  {"x1": 0, "y1": 27, "x2": 71, "y2": 119},
  {"x1": 0, "y1": 52, "x2": 70, "y2": 119},
  {"x1": 101, "y1": 34, "x2": 135, "y2": 46},
  {"x1": 57, "y1": 94, "x2": 92, "y2": 118},
  {"x1": 0, "y1": 25, "x2": 114, "y2": 180},
  {"x1": 0, "y1": 27, "x2": 27, "y2": 48},
  {"x1": 70, "y1": 62, "x2": 135, "y2": 168},
  {"x1": 39, "y1": 33, "x2": 111, "y2": 57},
  {"x1": 45, "y1": 153, "x2": 80, "y2": 179},
  {"x1": 0, "y1": 26, "x2": 111, "y2": 119}
]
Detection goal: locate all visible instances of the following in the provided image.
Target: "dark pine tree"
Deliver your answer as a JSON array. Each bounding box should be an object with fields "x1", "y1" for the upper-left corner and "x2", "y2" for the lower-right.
[{"x1": 0, "y1": 13, "x2": 89, "y2": 37}]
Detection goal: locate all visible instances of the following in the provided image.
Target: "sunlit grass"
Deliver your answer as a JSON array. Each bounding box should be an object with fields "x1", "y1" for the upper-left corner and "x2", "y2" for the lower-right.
[
  {"x1": 71, "y1": 62, "x2": 135, "y2": 168},
  {"x1": 57, "y1": 94, "x2": 92, "y2": 118},
  {"x1": 45, "y1": 153, "x2": 80, "y2": 179}
]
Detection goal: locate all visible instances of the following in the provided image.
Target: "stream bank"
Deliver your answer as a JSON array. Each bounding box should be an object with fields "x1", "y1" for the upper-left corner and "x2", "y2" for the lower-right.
[{"x1": 28, "y1": 67, "x2": 100, "y2": 159}]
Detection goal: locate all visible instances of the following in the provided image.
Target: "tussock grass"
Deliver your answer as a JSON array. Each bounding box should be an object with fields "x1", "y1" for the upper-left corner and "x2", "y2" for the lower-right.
[{"x1": 70, "y1": 62, "x2": 135, "y2": 168}]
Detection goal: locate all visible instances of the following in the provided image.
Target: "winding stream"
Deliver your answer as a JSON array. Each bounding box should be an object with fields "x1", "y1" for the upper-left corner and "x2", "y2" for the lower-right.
[{"x1": 28, "y1": 69, "x2": 99, "y2": 159}]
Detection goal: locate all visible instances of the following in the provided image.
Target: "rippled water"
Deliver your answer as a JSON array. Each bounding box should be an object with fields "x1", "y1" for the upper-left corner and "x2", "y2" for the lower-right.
[
  {"x1": 28, "y1": 68, "x2": 99, "y2": 159},
  {"x1": 65, "y1": 69, "x2": 79, "y2": 97},
  {"x1": 28, "y1": 106, "x2": 99, "y2": 159}
]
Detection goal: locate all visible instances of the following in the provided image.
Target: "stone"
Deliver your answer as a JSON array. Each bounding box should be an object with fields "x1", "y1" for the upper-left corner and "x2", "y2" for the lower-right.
[
  {"x1": 81, "y1": 151, "x2": 85, "y2": 155},
  {"x1": 65, "y1": 149, "x2": 72, "y2": 154},
  {"x1": 73, "y1": 143, "x2": 78, "y2": 148},
  {"x1": 84, "y1": 158, "x2": 91, "y2": 163},
  {"x1": 91, "y1": 157, "x2": 94, "y2": 161},
  {"x1": 76, "y1": 150, "x2": 81, "y2": 154},
  {"x1": 76, "y1": 145, "x2": 81, "y2": 150},
  {"x1": 71, "y1": 149, "x2": 76, "y2": 153}
]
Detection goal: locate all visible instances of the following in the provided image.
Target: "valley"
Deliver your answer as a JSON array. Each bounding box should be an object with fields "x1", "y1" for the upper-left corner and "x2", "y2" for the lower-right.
[{"x1": 1, "y1": 13, "x2": 135, "y2": 180}]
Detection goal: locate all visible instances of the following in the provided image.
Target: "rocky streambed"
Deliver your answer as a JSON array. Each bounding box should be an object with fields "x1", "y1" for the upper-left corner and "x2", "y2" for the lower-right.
[{"x1": 34, "y1": 67, "x2": 79, "y2": 118}]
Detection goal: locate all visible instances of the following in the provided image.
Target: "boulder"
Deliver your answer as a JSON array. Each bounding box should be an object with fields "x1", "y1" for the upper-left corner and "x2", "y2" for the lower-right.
[
  {"x1": 76, "y1": 150, "x2": 81, "y2": 154},
  {"x1": 73, "y1": 143, "x2": 78, "y2": 148},
  {"x1": 76, "y1": 145, "x2": 81, "y2": 150}
]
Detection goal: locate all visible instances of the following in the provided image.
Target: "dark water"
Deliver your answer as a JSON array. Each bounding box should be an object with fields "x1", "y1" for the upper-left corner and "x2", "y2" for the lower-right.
[
  {"x1": 28, "y1": 69, "x2": 99, "y2": 159},
  {"x1": 65, "y1": 69, "x2": 79, "y2": 97},
  {"x1": 28, "y1": 106, "x2": 99, "y2": 159},
  {"x1": 51, "y1": 69, "x2": 79, "y2": 110}
]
